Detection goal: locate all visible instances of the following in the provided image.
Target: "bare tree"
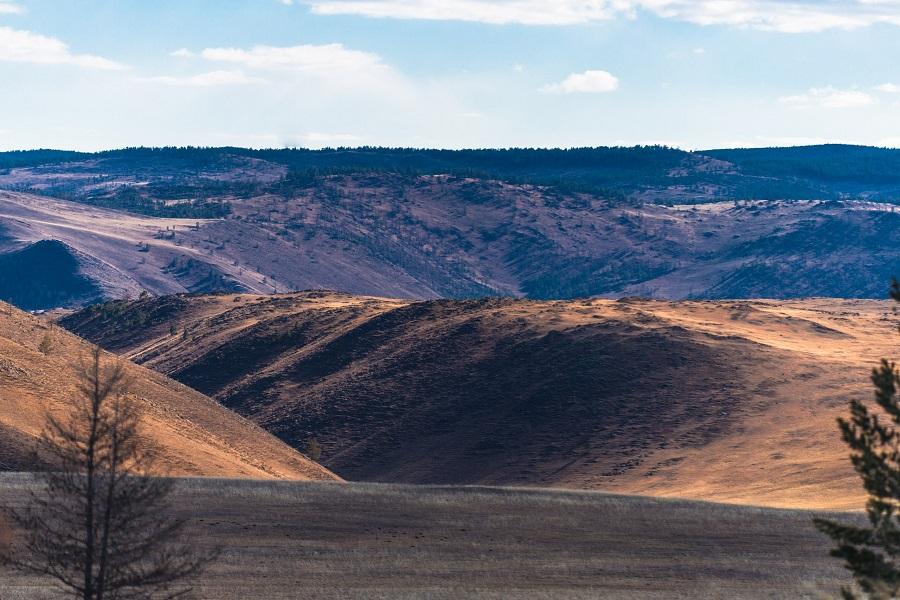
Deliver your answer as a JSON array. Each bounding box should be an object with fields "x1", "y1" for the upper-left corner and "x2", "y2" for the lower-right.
[{"x1": 3, "y1": 346, "x2": 213, "y2": 599}]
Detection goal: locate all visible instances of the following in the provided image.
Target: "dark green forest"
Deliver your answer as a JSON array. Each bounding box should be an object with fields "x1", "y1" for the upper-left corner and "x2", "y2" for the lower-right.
[{"x1": 4, "y1": 144, "x2": 900, "y2": 217}]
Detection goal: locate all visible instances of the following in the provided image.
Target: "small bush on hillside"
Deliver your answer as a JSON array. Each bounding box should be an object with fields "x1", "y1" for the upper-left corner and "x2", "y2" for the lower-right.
[
  {"x1": 37, "y1": 334, "x2": 53, "y2": 356},
  {"x1": 305, "y1": 438, "x2": 322, "y2": 462}
]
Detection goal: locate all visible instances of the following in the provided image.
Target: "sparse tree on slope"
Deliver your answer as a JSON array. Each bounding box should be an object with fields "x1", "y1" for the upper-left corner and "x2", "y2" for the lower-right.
[
  {"x1": 2, "y1": 347, "x2": 213, "y2": 600},
  {"x1": 815, "y1": 282, "x2": 900, "y2": 599}
]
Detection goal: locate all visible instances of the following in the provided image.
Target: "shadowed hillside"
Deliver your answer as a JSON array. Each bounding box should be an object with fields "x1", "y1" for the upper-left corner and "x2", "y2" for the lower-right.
[
  {"x1": 0, "y1": 298, "x2": 336, "y2": 480},
  {"x1": 0, "y1": 240, "x2": 103, "y2": 310},
  {"x1": 62, "y1": 292, "x2": 894, "y2": 509}
]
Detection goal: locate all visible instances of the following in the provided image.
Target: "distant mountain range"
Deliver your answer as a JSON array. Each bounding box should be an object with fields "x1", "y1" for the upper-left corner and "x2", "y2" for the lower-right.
[
  {"x1": 2, "y1": 145, "x2": 900, "y2": 307},
  {"x1": 7, "y1": 144, "x2": 900, "y2": 203}
]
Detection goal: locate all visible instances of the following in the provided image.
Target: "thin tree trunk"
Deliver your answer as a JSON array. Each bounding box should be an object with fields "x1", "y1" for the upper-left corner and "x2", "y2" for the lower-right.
[
  {"x1": 83, "y1": 352, "x2": 102, "y2": 600},
  {"x1": 96, "y1": 398, "x2": 122, "y2": 600}
]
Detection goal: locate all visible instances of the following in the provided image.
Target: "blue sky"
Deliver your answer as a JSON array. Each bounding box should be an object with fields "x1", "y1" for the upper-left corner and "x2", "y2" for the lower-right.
[{"x1": 3, "y1": 0, "x2": 900, "y2": 150}]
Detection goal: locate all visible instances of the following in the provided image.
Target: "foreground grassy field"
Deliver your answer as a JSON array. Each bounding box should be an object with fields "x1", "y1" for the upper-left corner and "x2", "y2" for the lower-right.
[{"x1": 0, "y1": 475, "x2": 853, "y2": 599}]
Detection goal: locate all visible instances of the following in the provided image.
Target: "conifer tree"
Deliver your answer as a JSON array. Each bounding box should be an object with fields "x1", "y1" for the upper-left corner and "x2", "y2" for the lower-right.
[{"x1": 815, "y1": 282, "x2": 900, "y2": 599}]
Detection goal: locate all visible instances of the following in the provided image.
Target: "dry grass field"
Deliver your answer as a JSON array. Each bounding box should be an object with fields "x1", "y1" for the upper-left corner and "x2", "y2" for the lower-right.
[
  {"x1": 63, "y1": 292, "x2": 899, "y2": 509},
  {"x1": 0, "y1": 474, "x2": 855, "y2": 599}
]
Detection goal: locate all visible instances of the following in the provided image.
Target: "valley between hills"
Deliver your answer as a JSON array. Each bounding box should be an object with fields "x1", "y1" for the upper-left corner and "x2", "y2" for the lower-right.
[{"x1": 61, "y1": 291, "x2": 898, "y2": 510}]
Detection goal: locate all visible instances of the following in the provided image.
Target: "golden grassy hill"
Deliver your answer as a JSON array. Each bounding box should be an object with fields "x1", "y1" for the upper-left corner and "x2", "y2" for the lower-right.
[
  {"x1": 62, "y1": 292, "x2": 899, "y2": 509},
  {"x1": 0, "y1": 300, "x2": 337, "y2": 481}
]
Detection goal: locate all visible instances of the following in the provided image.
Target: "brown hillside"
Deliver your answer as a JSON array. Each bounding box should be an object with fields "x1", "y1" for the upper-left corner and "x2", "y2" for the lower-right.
[
  {"x1": 62, "y1": 292, "x2": 898, "y2": 509},
  {"x1": 0, "y1": 300, "x2": 337, "y2": 481}
]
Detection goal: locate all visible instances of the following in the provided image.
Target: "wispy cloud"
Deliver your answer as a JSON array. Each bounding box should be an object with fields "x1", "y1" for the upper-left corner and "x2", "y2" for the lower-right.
[
  {"x1": 779, "y1": 86, "x2": 876, "y2": 109},
  {"x1": 0, "y1": 2, "x2": 24, "y2": 15},
  {"x1": 199, "y1": 43, "x2": 385, "y2": 73},
  {"x1": 541, "y1": 70, "x2": 619, "y2": 94},
  {"x1": 139, "y1": 70, "x2": 265, "y2": 87},
  {"x1": 309, "y1": 0, "x2": 617, "y2": 25},
  {"x1": 876, "y1": 83, "x2": 900, "y2": 93},
  {"x1": 306, "y1": 0, "x2": 900, "y2": 33},
  {"x1": 148, "y1": 41, "x2": 417, "y2": 103},
  {"x1": 0, "y1": 26, "x2": 124, "y2": 69}
]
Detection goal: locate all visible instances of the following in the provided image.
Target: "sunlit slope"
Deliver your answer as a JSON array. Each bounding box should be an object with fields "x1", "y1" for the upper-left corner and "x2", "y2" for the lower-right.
[
  {"x1": 63, "y1": 292, "x2": 896, "y2": 509},
  {"x1": 0, "y1": 300, "x2": 337, "y2": 481}
]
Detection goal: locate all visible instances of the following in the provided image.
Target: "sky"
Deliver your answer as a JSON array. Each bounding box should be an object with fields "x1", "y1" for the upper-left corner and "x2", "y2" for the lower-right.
[{"x1": 3, "y1": 0, "x2": 900, "y2": 151}]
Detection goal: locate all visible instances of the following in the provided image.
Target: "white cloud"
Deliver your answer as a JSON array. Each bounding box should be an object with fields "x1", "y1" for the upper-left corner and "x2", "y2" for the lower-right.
[
  {"x1": 192, "y1": 42, "x2": 410, "y2": 98},
  {"x1": 278, "y1": 0, "x2": 295, "y2": 4},
  {"x1": 541, "y1": 70, "x2": 619, "y2": 94},
  {"x1": 310, "y1": 0, "x2": 617, "y2": 25},
  {"x1": 139, "y1": 70, "x2": 266, "y2": 87},
  {"x1": 0, "y1": 2, "x2": 24, "y2": 15},
  {"x1": 779, "y1": 86, "x2": 876, "y2": 109},
  {"x1": 200, "y1": 43, "x2": 385, "y2": 73},
  {"x1": 876, "y1": 83, "x2": 900, "y2": 93},
  {"x1": 306, "y1": 0, "x2": 900, "y2": 33},
  {"x1": 0, "y1": 26, "x2": 124, "y2": 69},
  {"x1": 170, "y1": 48, "x2": 195, "y2": 58},
  {"x1": 177, "y1": 41, "x2": 417, "y2": 103}
]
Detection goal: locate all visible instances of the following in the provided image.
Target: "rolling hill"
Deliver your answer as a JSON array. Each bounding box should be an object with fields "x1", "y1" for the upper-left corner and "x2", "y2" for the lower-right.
[
  {"x1": 0, "y1": 189, "x2": 280, "y2": 309},
  {"x1": 62, "y1": 291, "x2": 896, "y2": 509},
  {"x1": 3, "y1": 180, "x2": 900, "y2": 306},
  {"x1": 0, "y1": 298, "x2": 337, "y2": 481},
  {"x1": 4, "y1": 146, "x2": 900, "y2": 306}
]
